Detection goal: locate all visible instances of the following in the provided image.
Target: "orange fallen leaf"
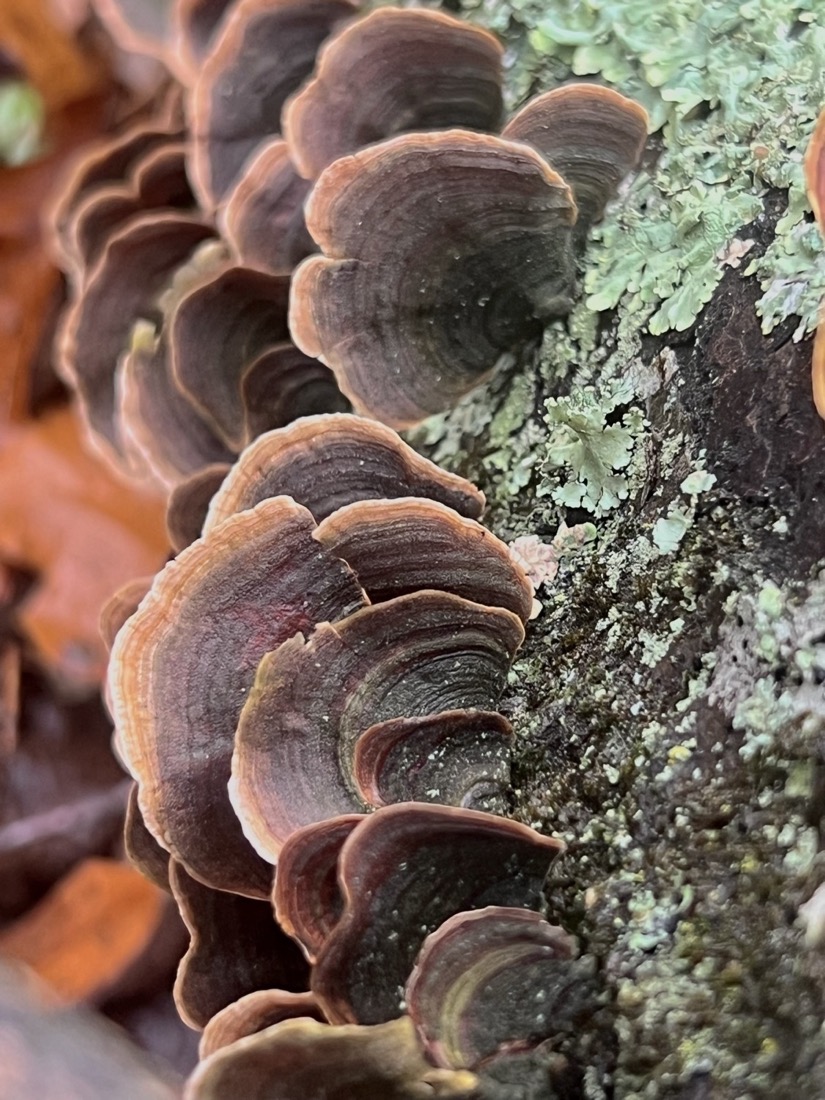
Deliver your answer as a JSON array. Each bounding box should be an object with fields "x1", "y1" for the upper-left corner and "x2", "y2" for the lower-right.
[
  {"x1": 1, "y1": 0, "x2": 105, "y2": 112},
  {"x1": 805, "y1": 106, "x2": 825, "y2": 230},
  {"x1": 0, "y1": 405, "x2": 169, "y2": 693},
  {"x1": 0, "y1": 857, "x2": 167, "y2": 1003},
  {"x1": 0, "y1": 93, "x2": 111, "y2": 423}
]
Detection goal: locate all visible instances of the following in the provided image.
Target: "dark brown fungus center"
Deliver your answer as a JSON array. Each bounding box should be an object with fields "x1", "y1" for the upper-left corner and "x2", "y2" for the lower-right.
[
  {"x1": 310, "y1": 803, "x2": 564, "y2": 1025},
  {"x1": 170, "y1": 861, "x2": 309, "y2": 1030},
  {"x1": 289, "y1": 130, "x2": 577, "y2": 428},
  {"x1": 352, "y1": 709, "x2": 515, "y2": 813},
  {"x1": 406, "y1": 906, "x2": 584, "y2": 1070}
]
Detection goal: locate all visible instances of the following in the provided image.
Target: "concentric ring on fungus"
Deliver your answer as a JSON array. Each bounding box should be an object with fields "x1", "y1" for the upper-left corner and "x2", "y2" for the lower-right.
[
  {"x1": 283, "y1": 6, "x2": 504, "y2": 181},
  {"x1": 109, "y1": 496, "x2": 366, "y2": 897},
  {"x1": 309, "y1": 803, "x2": 564, "y2": 1024},
  {"x1": 188, "y1": 0, "x2": 359, "y2": 208},
  {"x1": 202, "y1": 413, "x2": 485, "y2": 532},
  {"x1": 230, "y1": 591, "x2": 524, "y2": 858},
  {"x1": 289, "y1": 130, "x2": 577, "y2": 428},
  {"x1": 57, "y1": 213, "x2": 214, "y2": 457},
  {"x1": 406, "y1": 905, "x2": 580, "y2": 1069}
]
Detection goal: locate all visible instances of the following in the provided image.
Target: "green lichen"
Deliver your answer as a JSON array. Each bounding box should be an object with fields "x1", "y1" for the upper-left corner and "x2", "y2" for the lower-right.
[
  {"x1": 725, "y1": 574, "x2": 825, "y2": 760},
  {"x1": 539, "y1": 383, "x2": 647, "y2": 515}
]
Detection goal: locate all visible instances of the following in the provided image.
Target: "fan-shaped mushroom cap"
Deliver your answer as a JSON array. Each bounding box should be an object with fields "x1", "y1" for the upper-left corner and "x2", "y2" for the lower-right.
[
  {"x1": 221, "y1": 140, "x2": 314, "y2": 274},
  {"x1": 168, "y1": 266, "x2": 306, "y2": 451},
  {"x1": 203, "y1": 414, "x2": 485, "y2": 532},
  {"x1": 58, "y1": 213, "x2": 214, "y2": 458},
  {"x1": 284, "y1": 7, "x2": 503, "y2": 181},
  {"x1": 108, "y1": 497, "x2": 366, "y2": 897},
  {"x1": 240, "y1": 345, "x2": 348, "y2": 446},
  {"x1": 189, "y1": 0, "x2": 359, "y2": 208},
  {"x1": 289, "y1": 131, "x2": 576, "y2": 428},
  {"x1": 118, "y1": 326, "x2": 234, "y2": 488},
  {"x1": 406, "y1": 906, "x2": 578, "y2": 1069},
  {"x1": 231, "y1": 592, "x2": 524, "y2": 857},
  {"x1": 310, "y1": 803, "x2": 564, "y2": 1024},
  {"x1": 69, "y1": 142, "x2": 193, "y2": 273},
  {"x1": 199, "y1": 990, "x2": 324, "y2": 1058},
  {"x1": 353, "y1": 709, "x2": 514, "y2": 811},
  {"x1": 272, "y1": 815, "x2": 363, "y2": 962},
  {"x1": 502, "y1": 84, "x2": 648, "y2": 234},
  {"x1": 185, "y1": 1016, "x2": 478, "y2": 1100},
  {"x1": 314, "y1": 497, "x2": 533, "y2": 622},
  {"x1": 49, "y1": 118, "x2": 183, "y2": 277},
  {"x1": 165, "y1": 463, "x2": 231, "y2": 552},
  {"x1": 124, "y1": 784, "x2": 171, "y2": 891},
  {"x1": 171, "y1": 862, "x2": 309, "y2": 1030}
]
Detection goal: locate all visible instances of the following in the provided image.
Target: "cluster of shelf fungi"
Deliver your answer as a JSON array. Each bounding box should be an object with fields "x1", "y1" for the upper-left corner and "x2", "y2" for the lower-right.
[{"x1": 53, "y1": 0, "x2": 649, "y2": 1094}]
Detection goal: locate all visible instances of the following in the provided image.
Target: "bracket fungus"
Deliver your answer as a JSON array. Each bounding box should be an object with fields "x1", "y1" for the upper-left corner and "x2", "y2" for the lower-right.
[
  {"x1": 108, "y1": 413, "x2": 515, "y2": 896},
  {"x1": 58, "y1": 212, "x2": 214, "y2": 457},
  {"x1": 117, "y1": 326, "x2": 234, "y2": 487},
  {"x1": 48, "y1": 115, "x2": 184, "y2": 278},
  {"x1": 171, "y1": 861, "x2": 309, "y2": 1029},
  {"x1": 165, "y1": 463, "x2": 232, "y2": 552},
  {"x1": 502, "y1": 84, "x2": 648, "y2": 239},
  {"x1": 110, "y1": 496, "x2": 366, "y2": 897},
  {"x1": 352, "y1": 709, "x2": 515, "y2": 812},
  {"x1": 289, "y1": 130, "x2": 578, "y2": 428},
  {"x1": 232, "y1": 591, "x2": 525, "y2": 857},
  {"x1": 69, "y1": 3, "x2": 632, "y2": 1088},
  {"x1": 309, "y1": 803, "x2": 564, "y2": 1025},
  {"x1": 202, "y1": 413, "x2": 485, "y2": 533},
  {"x1": 288, "y1": 85, "x2": 647, "y2": 427},
  {"x1": 189, "y1": 0, "x2": 358, "y2": 208},
  {"x1": 220, "y1": 139, "x2": 314, "y2": 275},
  {"x1": 283, "y1": 7, "x2": 504, "y2": 181},
  {"x1": 59, "y1": 140, "x2": 193, "y2": 280},
  {"x1": 406, "y1": 906, "x2": 584, "y2": 1070},
  {"x1": 272, "y1": 815, "x2": 363, "y2": 963},
  {"x1": 185, "y1": 1016, "x2": 477, "y2": 1100},
  {"x1": 168, "y1": 265, "x2": 306, "y2": 451}
]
